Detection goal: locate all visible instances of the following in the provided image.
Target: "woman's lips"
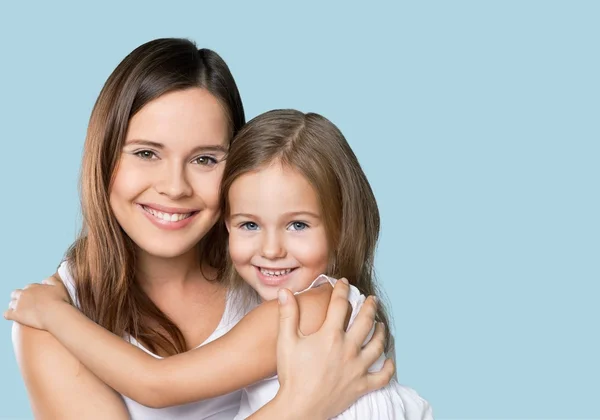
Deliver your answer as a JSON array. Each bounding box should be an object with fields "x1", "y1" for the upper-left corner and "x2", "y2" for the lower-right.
[{"x1": 137, "y1": 204, "x2": 199, "y2": 230}]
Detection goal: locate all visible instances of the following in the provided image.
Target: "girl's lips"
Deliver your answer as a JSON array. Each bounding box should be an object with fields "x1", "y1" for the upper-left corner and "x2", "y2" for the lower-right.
[
  {"x1": 254, "y1": 266, "x2": 298, "y2": 287},
  {"x1": 137, "y1": 204, "x2": 198, "y2": 231}
]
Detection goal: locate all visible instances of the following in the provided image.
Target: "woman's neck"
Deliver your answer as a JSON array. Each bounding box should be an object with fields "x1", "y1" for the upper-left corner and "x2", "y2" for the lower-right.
[{"x1": 135, "y1": 246, "x2": 207, "y2": 291}]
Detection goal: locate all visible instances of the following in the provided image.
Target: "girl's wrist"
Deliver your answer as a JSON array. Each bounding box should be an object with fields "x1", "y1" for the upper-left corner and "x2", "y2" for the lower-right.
[{"x1": 43, "y1": 300, "x2": 72, "y2": 331}]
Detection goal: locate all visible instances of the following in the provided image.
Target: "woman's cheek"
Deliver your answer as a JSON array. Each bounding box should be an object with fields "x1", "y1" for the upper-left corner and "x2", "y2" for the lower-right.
[{"x1": 190, "y1": 169, "x2": 222, "y2": 208}]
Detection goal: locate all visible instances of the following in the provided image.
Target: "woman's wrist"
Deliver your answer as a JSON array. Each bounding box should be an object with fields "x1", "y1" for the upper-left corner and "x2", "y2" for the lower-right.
[{"x1": 269, "y1": 386, "x2": 327, "y2": 420}]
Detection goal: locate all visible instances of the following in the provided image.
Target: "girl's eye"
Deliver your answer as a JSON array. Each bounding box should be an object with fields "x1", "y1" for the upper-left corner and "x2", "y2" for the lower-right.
[
  {"x1": 134, "y1": 150, "x2": 157, "y2": 160},
  {"x1": 240, "y1": 222, "x2": 259, "y2": 231},
  {"x1": 288, "y1": 221, "x2": 308, "y2": 231},
  {"x1": 192, "y1": 155, "x2": 218, "y2": 166}
]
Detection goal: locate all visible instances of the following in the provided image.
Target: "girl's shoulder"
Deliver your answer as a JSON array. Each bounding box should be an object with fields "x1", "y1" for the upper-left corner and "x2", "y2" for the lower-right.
[
  {"x1": 338, "y1": 382, "x2": 433, "y2": 420},
  {"x1": 296, "y1": 275, "x2": 365, "y2": 325}
]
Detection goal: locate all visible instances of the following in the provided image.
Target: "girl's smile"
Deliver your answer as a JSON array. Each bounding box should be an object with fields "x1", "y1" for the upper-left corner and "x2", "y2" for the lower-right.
[{"x1": 254, "y1": 266, "x2": 299, "y2": 287}]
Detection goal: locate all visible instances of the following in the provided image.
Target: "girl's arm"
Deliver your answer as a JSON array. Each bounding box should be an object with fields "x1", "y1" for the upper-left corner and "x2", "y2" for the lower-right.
[{"x1": 7, "y1": 278, "x2": 337, "y2": 408}]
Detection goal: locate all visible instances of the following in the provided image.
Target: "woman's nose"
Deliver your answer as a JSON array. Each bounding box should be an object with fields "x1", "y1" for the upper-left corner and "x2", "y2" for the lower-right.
[{"x1": 154, "y1": 162, "x2": 193, "y2": 199}]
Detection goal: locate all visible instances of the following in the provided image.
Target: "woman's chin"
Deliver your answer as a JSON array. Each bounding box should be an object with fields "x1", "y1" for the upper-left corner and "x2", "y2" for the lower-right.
[{"x1": 135, "y1": 241, "x2": 199, "y2": 260}]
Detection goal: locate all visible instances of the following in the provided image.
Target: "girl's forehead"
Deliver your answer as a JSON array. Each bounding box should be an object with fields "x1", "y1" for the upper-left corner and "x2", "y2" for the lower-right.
[{"x1": 228, "y1": 164, "x2": 320, "y2": 212}]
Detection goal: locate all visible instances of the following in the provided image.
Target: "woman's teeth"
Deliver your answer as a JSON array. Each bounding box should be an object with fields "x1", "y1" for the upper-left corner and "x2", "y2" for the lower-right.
[
  {"x1": 260, "y1": 268, "x2": 292, "y2": 277},
  {"x1": 143, "y1": 205, "x2": 193, "y2": 222}
]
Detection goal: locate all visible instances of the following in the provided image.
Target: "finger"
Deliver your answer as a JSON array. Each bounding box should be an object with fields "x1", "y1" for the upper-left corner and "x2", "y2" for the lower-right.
[
  {"x1": 4, "y1": 309, "x2": 13, "y2": 320},
  {"x1": 360, "y1": 322, "x2": 386, "y2": 367},
  {"x1": 347, "y1": 295, "x2": 378, "y2": 346},
  {"x1": 278, "y1": 289, "x2": 300, "y2": 343},
  {"x1": 10, "y1": 289, "x2": 22, "y2": 300},
  {"x1": 364, "y1": 358, "x2": 395, "y2": 395},
  {"x1": 43, "y1": 275, "x2": 61, "y2": 286},
  {"x1": 8, "y1": 300, "x2": 16, "y2": 311},
  {"x1": 322, "y1": 279, "x2": 351, "y2": 331}
]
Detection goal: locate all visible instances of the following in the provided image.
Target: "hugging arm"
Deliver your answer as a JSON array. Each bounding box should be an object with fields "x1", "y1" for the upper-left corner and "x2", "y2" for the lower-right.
[
  {"x1": 8, "y1": 277, "x2": 392, "y2": 417},
  {"x1": 8, "y1": 279, "x2": 334, "y2": 408}
]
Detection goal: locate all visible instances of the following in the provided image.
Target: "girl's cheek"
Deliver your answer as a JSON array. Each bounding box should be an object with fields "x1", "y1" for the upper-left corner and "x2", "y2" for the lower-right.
[
  {"x1": 228, "y1": 232, "x2": 254, "y2": 263},
  {"x1": 293, "y1": 232, "x2": 329, "y2": 268}
]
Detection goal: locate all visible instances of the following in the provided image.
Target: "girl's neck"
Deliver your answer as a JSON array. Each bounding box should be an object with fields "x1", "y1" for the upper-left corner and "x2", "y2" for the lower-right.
[{"x1": 135, "y1": 246, "x2": 208, "y2": 291}]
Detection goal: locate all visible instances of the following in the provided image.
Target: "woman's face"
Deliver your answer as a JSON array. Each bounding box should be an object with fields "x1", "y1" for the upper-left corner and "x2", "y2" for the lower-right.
[{"x1": 110, "y1": 88, "x2": 230, "y2": 259}]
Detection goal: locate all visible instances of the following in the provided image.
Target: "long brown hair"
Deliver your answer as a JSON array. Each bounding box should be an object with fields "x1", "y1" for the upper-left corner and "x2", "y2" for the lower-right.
[
  {"x1": 220, "y1": 109, "x2": 393, "y2": 352},
  {"x1": 65, "y1": 38, "x2": 245, "y2": 355}
]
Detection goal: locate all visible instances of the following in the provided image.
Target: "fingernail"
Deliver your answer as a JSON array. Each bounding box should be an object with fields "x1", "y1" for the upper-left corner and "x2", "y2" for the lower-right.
[
  {"x1": 340, "y1": 278, "x2": 348, "y2": 285},
  {"x1": 278, "y1": 289, "x2": 287, "y2": 305}
]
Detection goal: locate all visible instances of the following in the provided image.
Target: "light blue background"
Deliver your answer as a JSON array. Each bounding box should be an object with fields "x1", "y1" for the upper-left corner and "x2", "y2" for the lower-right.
[{"x1": 0, "y1": 1, "x2": 598, "y2": 419}]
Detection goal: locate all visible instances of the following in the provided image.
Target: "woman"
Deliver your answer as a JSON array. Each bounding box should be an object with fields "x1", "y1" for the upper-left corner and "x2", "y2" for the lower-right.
[{"x1": 10, "y1": 38, "x2": 393, "y2": 419}]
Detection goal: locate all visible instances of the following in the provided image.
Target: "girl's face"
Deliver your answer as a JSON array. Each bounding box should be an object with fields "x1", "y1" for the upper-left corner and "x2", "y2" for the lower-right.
[
  {"x1": 110, "y1": 88, "x2": 230, "y2": 259},
  {"x1": 226, "y1": 162, "x2": 329, "y2": 301}
]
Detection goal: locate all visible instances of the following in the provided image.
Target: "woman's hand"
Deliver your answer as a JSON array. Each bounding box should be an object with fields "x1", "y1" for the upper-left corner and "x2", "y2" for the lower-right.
[
  {"x1": 272, "y1": 279, "x2": 394, "y2": 419},
  {"x1": 4, "y1": 276, "x2": 70, "y2": 330}
]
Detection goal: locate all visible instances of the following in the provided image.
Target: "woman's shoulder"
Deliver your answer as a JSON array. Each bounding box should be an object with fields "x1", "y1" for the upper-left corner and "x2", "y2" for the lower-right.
[
  {"x1": 56, "y1": 260, "x2": 79, "y2": 308},
  {"x1": 11, "y1": 322, "x2": 130, "y2": 418}
]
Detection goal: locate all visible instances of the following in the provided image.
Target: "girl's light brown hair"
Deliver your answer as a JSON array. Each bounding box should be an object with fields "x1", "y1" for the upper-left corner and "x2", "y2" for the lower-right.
[
  {"x1": 220, "y1": 109, "x2": 393, "y2": 352},
  {"x1": 65, "y1": 38, "x2": 245, "y2": 355}
]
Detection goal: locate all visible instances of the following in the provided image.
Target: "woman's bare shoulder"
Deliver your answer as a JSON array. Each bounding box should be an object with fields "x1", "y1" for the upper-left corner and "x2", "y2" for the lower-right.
[{"x1": 12, "y1": 293, "x2": 129, "y2": 419}]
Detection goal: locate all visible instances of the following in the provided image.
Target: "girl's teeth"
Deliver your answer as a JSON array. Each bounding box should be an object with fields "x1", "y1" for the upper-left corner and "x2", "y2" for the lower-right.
[{"x1": 260, "y1": 268, "x2": 292, "y2": 276}]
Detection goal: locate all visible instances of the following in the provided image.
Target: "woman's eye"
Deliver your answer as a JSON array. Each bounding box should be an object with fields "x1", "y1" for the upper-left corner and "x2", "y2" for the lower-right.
[
  {"x1": 240, "y1": 222, "x2": 259, "y2": 231},
  {"x1": 288, "y1": 221, "x2": 308, "y2": 231},
  {"x1": 192, "y1": 155, "x2": 218, "y2": 166},
  {"x1": 134, "y1": 150, "x2": 157, "y2": 160}
]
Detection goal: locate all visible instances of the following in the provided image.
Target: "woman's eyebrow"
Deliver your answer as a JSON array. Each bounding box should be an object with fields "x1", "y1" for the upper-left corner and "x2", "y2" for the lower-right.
[
  {"x1": 125, "y1": 139, "x2": 164, "y2": 148},
  {"x1": 190, "y1": 145, "x2": 228, "y2": 154},
  {"x1": 125, "y1": 140, "x2": 228, "y2": 154}
]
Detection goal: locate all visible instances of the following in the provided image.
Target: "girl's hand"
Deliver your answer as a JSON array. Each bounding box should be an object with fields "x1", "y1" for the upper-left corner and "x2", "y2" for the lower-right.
[
  {"x1": 4, "y1": 276, "x2": 70, "y2": 330},
  {"x1": 273, "y1": 279, "x2": 394, "y2": 420}
]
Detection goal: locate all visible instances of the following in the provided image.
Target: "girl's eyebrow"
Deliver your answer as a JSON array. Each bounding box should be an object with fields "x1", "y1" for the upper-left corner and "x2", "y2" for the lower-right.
[
  {"x1": 230, "y1": 213, "x2": 257, "y2": 219},
  {"x1": 230, "y1": 211, "x2": 319, "y2": 219},
  {"x1": 125, "y1": 139, "x2": 228, "y2": 154},
  {"x1": 283, "y1": 211, "x2": 320, "y2": 219}
]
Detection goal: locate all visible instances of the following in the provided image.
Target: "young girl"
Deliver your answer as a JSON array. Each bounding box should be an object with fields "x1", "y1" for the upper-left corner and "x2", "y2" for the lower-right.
[{"x1": 7, "y1": 110, "x2": 432, "y2": 419}]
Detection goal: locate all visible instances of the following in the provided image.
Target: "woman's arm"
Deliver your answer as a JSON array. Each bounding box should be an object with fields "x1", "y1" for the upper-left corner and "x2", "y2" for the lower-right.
[
  {"x1": 7, "y1": 279, "x2": 337, "y2": 408},
  {"x1": 12, "y1": 322, "x2": 130, "y2": 420},
  {"x1": 250, "y1": 285, "x2": 394, "y2": 420}
]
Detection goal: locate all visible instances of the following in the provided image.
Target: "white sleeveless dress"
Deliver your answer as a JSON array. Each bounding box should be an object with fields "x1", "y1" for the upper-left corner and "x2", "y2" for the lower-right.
[
  {"x1": 58, "y1": 261, "x2": 257, "y2": 420},
  {"x1": 234, "y1": 275, "x2": 434, "y2": 420}
]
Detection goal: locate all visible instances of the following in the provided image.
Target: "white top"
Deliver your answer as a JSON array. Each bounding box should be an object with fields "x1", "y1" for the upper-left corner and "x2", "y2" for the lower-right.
[
  {"x1": 234, "y1": 275, "x2": 434, "y2": 420},
  {"x1": 58, "y1": 261, "x2": 257, "y2": 420}
]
